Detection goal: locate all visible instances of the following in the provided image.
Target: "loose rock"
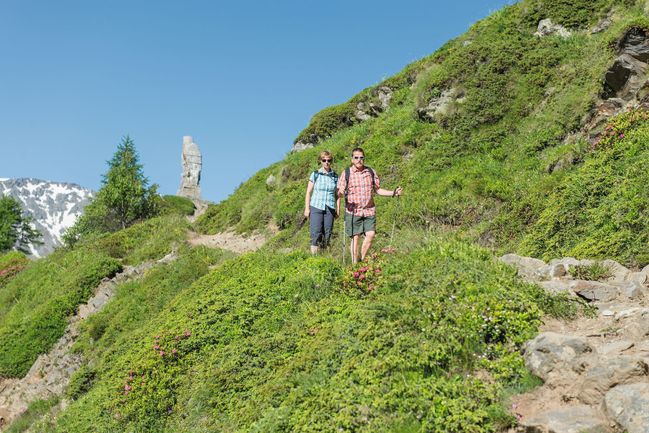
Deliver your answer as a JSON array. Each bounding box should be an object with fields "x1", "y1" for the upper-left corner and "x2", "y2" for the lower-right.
[{"x1": 604, "y1": 383, "x2": 649, "y2": 433}]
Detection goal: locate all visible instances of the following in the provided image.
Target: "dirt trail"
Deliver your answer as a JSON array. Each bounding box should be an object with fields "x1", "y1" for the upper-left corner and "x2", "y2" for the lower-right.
[
  {"x1": 0, "y1": 250, "x2": 178, "y2": 431},
  {"x1": 187, "y1": 229, "x2": 268, "y2": 254}
]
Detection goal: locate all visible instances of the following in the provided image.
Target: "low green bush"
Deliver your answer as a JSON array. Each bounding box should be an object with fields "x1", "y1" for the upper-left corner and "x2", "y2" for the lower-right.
[
  {"x1": 49, "y1": 241, "x2": 582, "y2": 433},
  {"x1": 160, "y1": 195, "x2": 196, "y2": 216}
]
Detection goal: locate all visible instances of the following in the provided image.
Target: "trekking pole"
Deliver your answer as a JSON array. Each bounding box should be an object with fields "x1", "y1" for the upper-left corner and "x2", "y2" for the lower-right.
[
  {"x1": 389, "y1": 192, "x2": 401, "y2": 247},
  {"x1": 342, "y1": 212, "x2": 346, "y2": 265}
]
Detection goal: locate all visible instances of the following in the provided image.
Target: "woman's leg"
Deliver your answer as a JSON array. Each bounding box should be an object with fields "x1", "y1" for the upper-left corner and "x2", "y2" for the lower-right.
[
  {"x1": 309, "y1": 206, "x2": 325, "y2": 254},
  {"x1": 322, "y1": 206, "x2": 335, "y2": 248}
]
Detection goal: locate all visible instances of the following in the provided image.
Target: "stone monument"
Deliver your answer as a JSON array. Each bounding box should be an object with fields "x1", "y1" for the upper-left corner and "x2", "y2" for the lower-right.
[{"x1": 177, "y1": 135, "x2": 202, "y2": 199}]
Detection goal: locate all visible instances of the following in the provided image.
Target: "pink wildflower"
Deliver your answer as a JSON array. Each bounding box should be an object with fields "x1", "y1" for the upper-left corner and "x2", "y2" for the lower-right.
[
  {"x1": 159, "y1": 351, "x2": 165, "y2": 357},
  {"x1": 353, "y1": 271, "x2": 360, "y2": 278},
  {"x1": 124, "y1": 384, "x2": 132, "y2": 392},
  {"x1": 172, "y1": 348, "x2": 178, "y2": 355},
  {"x1": 153, "y1": 344, "x2": 160, "y2": 350},
  {"x1": 183, "y1": 330, "x2": 191, "y2": 337}
]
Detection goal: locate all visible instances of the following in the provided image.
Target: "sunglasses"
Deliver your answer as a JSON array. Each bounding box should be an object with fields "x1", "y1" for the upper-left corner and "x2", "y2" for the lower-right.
[
  {"x1": 353, "y1": 156, "x2": 365, "y2": 160},
  {"x1": 321, "y1": 159, "x2": 332, "y2": 163}
]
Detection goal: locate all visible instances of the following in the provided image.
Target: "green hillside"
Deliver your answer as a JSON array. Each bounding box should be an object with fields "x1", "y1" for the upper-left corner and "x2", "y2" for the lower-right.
[{"x1": 6, "y1": 0, "x2": 649, "y2": 432}]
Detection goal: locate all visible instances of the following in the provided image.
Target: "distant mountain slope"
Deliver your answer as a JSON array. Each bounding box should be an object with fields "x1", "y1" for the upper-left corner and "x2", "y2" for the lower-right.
[{"x1": 0, "y1": 178, "x2": 94, "y2": 256}]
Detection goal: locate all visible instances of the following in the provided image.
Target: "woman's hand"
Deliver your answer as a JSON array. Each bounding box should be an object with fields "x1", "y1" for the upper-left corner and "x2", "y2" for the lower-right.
[{"x1": 304, "y1": 208, "x2": 310, "y2": 218}]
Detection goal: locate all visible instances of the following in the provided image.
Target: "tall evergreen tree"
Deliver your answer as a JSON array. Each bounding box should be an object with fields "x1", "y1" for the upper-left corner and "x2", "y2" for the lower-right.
[
  {"x1": 0, "y1": 195, "x2": 42, "y2": 253},
  {"x1": 64, "y1": 136, "x2": 160, "y2": 245}
]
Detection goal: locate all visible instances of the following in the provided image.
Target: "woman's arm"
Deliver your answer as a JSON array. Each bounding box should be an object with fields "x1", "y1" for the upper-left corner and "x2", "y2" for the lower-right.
[
  {"x1": 335, "y1": 195, "x2": 341, "y2": 217},
  {"x1": 304, "y1": 181, "x2": 314, "y2": 217}
]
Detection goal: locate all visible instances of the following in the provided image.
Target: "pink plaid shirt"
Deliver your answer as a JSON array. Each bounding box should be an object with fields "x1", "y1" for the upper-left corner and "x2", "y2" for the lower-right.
[{"x1": 338, "y1": 166, "x2": 380, "y2": 217}]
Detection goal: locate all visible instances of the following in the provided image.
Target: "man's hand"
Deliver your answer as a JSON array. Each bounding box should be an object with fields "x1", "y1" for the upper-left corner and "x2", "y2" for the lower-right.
[
  {"x1": 393, "y1": 187, "x2": 403, "y2": 197},
  {"x1": 304, "y1": 208, "x2": 310, "y2": 218}
]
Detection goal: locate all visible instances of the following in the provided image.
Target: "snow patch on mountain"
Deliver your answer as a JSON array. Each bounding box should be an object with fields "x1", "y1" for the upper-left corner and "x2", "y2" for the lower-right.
[{"x1": 0, "y1": 178, "x2": 94, "y2": 257}]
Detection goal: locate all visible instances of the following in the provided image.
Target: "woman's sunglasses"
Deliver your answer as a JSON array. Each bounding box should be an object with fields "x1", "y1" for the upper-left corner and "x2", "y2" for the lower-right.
[{"x1": 321, "y1": 159, "x2": 332, "y2": 163}]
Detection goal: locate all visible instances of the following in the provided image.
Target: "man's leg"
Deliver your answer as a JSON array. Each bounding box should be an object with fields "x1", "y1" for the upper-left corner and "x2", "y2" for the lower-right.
[
  {"x1": 361, "y1": 231, "x2": 375, "y2": 261},
  {"x1": 351, "y1": 235, "x2": 361, "y2": 264}
]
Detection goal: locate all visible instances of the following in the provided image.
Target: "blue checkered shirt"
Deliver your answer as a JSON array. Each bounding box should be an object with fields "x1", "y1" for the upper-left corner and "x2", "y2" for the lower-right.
[{"x1": 309, "y1": 169, "x2": 338, "y2": 211}]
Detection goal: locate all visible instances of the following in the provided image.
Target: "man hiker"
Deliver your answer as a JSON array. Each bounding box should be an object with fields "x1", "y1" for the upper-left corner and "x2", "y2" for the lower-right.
[{"x1": 338, "y1": 147, "x2": 403, "y2": 264}]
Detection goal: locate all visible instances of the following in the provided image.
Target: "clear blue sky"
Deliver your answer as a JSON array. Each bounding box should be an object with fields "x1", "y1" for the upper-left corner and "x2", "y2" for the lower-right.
[{"x1": 0, "y1": 0, "x2": 513, "y2": 202}]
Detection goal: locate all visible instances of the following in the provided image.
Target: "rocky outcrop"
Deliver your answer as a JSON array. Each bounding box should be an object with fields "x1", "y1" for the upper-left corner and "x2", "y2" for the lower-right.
[
  {"x1": 177, "y1": 136, "x2": 202, "y2": 200},
  {"x1": 291, "y1": 87, "x2": 393, "y2": 153},
  {"x1": 417, "y1": 87, "x2": 465, "y2": 122},
  {"x1": 584, "y1": 27, "x2": 649, "y2": 139},
  {"x1": 501, "y1": 253, "x2": 649, "y2": 433},
  {"x1": 355, "y1": 86, "x2": 393, "y2": 121},
  {"x1": 534, "y1": 18, "x2": 571, "y2": 39}
]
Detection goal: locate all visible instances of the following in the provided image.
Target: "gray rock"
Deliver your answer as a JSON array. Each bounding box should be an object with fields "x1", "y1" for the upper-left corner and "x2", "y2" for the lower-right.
[
  {"x1": 578, "y1": 356, "x2": 649, "y2": 405},
  {"x1": 177, "y1": 136, "x2": 202, "y2": 200},
  {"x1": 591, "y1": 16, "x2": 612, "y2": 34},
  {"x1": 627, "y1": 271, "x2": 649, "y2": 286},
  {"x1": 598, "y1": 340, "x2": 634, "y2": 355},
  {"x1": 291, "y1": 140, "x2": 315, "y2": 153},
  {"x1": 605, "y1": 383, "x2": 649, "y2": 433},
  {"x1": 600, "y1": 259, "x2": 631, "y2": 282},
  {"x1": 265, "y1": 174, "x2": 276, "y2": 187},
  {"x1": 610, "y1": 280, "x2": 645, "y2": 300},
  {"x1": 604, "y1": 54, "x2": 648, "y2": 100},
  {"x1": 522, "y1": 405, "x2": 611, "y2": 433},
  {"x1": 570, "y1": 280, "x2": 619, "y2": 302},
  {"x1": 418, "y1": 87, "x2": 465, "y2": 121},
  {"x1": 621, "y1": 27, "x2": 649, "y2": 63},
  {"x1": 523, "y1": 332, "x2": 593, "y2": 381},
  {"x1": 534, "y1": 18, "x2": 572, "y2": 39},
  {"x1": 499, "y1": 254, "x2": 547, "y2": 281},
  {"x1": 377, "y1": 86, "x2": 392, "y2": 109},
  {"x1": 538, "y1": 280, "x2": 575, "y2": 296}
]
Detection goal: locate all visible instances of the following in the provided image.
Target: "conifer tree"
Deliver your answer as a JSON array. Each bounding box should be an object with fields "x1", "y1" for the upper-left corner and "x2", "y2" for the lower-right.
[
  {"x1": 0, "y1": 195, "x2": 42, "y2": 253},
  {"x1": 64, "y1": 136, "x2": 160, "y2": 245}
]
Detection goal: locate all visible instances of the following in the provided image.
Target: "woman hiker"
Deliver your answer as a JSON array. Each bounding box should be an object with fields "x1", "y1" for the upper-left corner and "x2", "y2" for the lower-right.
[{"x1": 304, "y1": 150, "x2": 340, "y2": 254}]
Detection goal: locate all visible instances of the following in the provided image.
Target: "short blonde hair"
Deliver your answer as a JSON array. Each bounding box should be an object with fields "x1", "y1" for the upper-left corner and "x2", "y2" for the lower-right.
[{"x1": 319, "y1": 150, "x2": 333, "y2": 162}]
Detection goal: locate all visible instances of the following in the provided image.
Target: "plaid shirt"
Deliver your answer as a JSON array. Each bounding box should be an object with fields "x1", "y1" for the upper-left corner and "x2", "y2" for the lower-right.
[
  {"x1": 338, "y1": 166, "x2": 380, "y2": 217},
  {"x1": 309, "y1": 169, "x2": 338, "y2": 211}
]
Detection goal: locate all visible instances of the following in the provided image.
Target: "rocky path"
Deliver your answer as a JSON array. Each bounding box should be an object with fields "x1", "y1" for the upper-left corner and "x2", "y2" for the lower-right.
[
  {"x1": 0, "y1": 250, "x2": 178, "y2": 430},
  {"x1": 501, "y1": 254, "x2": 649, "y2": 433}
]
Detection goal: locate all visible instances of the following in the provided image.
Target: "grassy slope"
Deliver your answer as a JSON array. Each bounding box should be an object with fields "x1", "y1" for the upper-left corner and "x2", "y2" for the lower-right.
[
  {"x1": 8, "y1": 0, "x2": 649, "y2": 432},
  {"x1": 36, "y1": 239, "x2": 580, "y2": 433},
  {"x1": 0, "y1": 215, "x2": 188, "y2": 378},
  {"x1": 195, "y1": 0, "x2": 647, "y2": 267}
]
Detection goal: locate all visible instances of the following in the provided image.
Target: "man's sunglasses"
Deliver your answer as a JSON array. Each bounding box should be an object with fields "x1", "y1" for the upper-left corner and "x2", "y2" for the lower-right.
[
  {"x1": 353, "y1": 156, "x2": 365, "y2": 160},
  {"x1": 321, "y1": 159, "x2": 332, "y2": 163}
]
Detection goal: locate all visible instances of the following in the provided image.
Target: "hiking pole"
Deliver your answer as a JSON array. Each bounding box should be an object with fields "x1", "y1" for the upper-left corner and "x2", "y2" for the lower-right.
[
  {"x1": 389, "y1": 191, "x2": 401, "y2": 247},
  {"x1": 342, "y1": 212, "x2": 346, "y2": 265}
]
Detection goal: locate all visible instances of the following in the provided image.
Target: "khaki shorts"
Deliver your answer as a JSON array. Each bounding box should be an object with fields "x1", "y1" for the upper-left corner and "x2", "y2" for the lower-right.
[{"x1": 345, "y1": 213, "x2": 376, "y2": 237}]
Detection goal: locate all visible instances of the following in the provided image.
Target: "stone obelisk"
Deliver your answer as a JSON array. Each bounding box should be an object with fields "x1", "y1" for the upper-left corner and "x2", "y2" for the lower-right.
[{"x1": 177, "y1": 136, "x2": 202, "y2": 199}]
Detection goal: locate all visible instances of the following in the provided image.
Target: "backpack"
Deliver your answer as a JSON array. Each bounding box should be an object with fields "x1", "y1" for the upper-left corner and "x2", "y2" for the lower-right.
[{"x1": 312, "y1": 170, "x2": 338, "y2": 187}]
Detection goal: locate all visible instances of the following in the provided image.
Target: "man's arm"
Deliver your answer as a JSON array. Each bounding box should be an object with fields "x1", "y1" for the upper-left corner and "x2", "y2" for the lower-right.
[{"x1": 376, "y1": 187, "x2": 403, "y2": 197}]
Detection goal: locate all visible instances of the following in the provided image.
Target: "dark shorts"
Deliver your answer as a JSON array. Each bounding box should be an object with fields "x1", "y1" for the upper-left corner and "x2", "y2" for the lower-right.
[
  {"x1": 309, "y1": 206, "x2": 335, "y2": 247},
  {"x1": 344, "y1": 213, "x2": 376, "y2": 237}
]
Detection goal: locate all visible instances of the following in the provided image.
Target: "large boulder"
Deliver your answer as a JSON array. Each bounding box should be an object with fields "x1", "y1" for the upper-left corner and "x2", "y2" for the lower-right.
[
  {"x1": 578, "y1": 356, "x2": 649, "y2": 405},
  {"x1": 499, "y1": 254, "x2": 547, "y2": 281},
  {"x1": 569, "y1": 280, "x2": 619, "y2": 302},
  {"x1": 522, "y1": 405, "x2": 611, "y2": 433},
  {"x1": 620, "y1": 27, "x2": 649, "y2": 63},
  {"x1": 523, "y1": 332, "x2": 594, "y2": 381},
  {"x1": 605, "y1": 383, "x2": 649, "y2": 433},
  {"x1": 534, "y1": 18, "x2": 571, "y2": 39}
]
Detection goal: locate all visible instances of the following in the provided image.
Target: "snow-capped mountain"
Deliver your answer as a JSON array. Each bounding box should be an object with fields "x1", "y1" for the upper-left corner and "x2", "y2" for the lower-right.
[{"x1": 0, "y1": 178, "x2": 94, "y2": 257}]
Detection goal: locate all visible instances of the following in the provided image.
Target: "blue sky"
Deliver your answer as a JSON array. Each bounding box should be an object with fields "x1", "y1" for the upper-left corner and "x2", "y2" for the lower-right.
[{"x1": 0, "y1": 0, "x2": 513, "y2": 202}]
